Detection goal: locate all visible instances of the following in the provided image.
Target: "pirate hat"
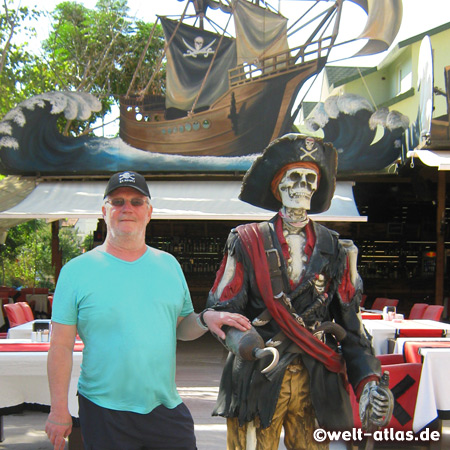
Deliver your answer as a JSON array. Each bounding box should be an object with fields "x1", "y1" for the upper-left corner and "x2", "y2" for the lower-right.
[{"x1": 239, "y1": 133, "x2": 337, "y2": 214}]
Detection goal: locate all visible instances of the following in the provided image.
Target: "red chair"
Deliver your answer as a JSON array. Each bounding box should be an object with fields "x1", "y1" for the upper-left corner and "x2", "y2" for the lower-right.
[
  {"x1": 371, "y1": 298, "x2": 399, "y2": 311},
  {"x1": 361, "y1": 312, "x2": 383, "y2": 320},
  {"x1": 403, "y1": 341, "x2": 450, "y2": 364},
  {"x1": 3, "y1": 303, "x2": 28, "y2": 327},
  {"x1": 17, "y1": 302, "x2": 34, "y2": 322},
  {"x1": 376, "y1": 353, "x2": 405, "y2": 365},
  {"x1": 408, "y1": 303, "x2": 428, "y2": 320},
  {"x1": 48, "y1": 295, "x2": 54, "y2": 315},
  {"x1": 422, "y1": 305, "x2": 444, "y2": 321},
  {"x1": 350, "y1": 363, "x2": 422, "y2": 432},
  {"x1": 395, "y1": 328, "x2": 445, "y2": 338}
]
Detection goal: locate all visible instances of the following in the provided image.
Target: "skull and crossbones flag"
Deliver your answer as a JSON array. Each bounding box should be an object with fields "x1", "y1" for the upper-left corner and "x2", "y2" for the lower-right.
[{"x1": 160, "y1": 17, "x2": 237, "y2": 111}]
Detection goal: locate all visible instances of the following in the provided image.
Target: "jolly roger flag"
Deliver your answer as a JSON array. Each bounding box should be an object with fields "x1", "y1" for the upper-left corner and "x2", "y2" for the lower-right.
[{"x1": 160, "y1": 17, "x2": 237, "y2": 111}]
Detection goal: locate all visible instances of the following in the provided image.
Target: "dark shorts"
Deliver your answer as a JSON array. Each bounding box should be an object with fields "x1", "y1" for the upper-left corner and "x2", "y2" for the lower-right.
[{"x1": 78, "y1": 393, "x2": 197, "y2": 450}]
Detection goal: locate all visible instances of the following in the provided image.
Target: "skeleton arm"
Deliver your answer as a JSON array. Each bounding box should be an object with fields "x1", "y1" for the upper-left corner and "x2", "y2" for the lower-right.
[
  {"x1": 215, "y1": 253, "x2": 238, "y2": 299},
  {"x1": 339, "y1": 239, "x2": 362, "y2": 289}
]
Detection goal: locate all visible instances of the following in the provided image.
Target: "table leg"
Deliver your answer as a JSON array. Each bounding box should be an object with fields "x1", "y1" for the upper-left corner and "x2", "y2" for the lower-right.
[{"x1": 0, "y1": 415, "x2": 4, "y2": 442}]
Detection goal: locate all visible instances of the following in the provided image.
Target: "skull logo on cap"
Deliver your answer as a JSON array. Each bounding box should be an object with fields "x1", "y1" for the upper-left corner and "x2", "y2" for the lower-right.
[{"x1": 119, "y1": 172, "x2": 136, "y2": 184}]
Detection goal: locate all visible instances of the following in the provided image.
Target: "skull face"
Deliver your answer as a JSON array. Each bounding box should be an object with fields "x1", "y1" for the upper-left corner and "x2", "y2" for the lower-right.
[
  {"x1": 194, "y1": 36, "x2": 204, "y2": 50},
  {"x1": 278, "y1": 167, "x2": 318, "y2": 210},
  {"x1": 305, "y1": 137, "x2": 315, "y2": 151}
]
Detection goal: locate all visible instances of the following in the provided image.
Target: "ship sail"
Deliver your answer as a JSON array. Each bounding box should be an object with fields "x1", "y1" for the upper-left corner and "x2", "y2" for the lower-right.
[
  {"x1": 160, "y1": 17, "x2": 237, "y2": 112},
  {"x1": 233, "y1": 0, "x2": 289, "y2": 67},
  {"x1": 350, "y1": 0, "x2": 403, "y2": 56}
]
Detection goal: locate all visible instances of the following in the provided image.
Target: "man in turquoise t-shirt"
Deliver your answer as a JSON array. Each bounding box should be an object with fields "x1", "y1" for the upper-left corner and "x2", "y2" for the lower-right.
[{"x1": 45, "y1": 171, "x2": 251, "y2": 450}]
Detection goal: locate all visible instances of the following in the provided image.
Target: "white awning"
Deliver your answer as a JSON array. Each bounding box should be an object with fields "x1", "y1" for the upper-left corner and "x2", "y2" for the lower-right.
[
  {"x1": 407, "y1": 150, "x2": 450, "y2": 171},
  {"x1": 0, "y1": 180, "x2": 366, "y2": 222}
]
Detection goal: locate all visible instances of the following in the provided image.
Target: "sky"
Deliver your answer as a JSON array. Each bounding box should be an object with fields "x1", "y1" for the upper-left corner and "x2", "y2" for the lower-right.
[
  {"x1": 10, "y1": 0, "x2": 450, "y2": 133},
  {"x1": 15, "y1": 0, "x2": 450, "y2": 68}
]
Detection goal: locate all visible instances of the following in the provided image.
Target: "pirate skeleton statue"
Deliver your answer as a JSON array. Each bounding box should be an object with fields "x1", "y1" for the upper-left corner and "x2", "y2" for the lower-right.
[{"x1": 205, "y1": 134, "x2": 393, "y2": 449}]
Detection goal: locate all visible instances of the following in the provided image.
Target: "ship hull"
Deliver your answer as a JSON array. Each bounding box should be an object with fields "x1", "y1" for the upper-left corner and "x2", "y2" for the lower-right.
[{"x1": 119, "y1": 57, "x2": 326, "y2": 157}]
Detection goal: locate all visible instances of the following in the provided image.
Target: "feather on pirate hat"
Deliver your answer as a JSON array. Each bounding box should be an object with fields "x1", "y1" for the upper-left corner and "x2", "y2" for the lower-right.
[{"x1": 239, "y1": 133, "x2": 337, "y2": 214}]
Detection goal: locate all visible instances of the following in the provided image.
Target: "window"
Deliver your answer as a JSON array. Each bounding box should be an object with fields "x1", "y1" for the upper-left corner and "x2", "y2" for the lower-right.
[{"x1": 398, "y1": 68, "x2": 412, "y2": 94}]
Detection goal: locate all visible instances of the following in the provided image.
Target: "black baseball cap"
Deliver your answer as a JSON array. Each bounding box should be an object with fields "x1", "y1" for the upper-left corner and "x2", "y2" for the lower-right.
[{"x1": 104, "y1": 171, "x2": 151, "y2": 198}]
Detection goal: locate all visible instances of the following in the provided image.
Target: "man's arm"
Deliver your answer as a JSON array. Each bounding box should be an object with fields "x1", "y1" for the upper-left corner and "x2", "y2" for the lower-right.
[
  {"x1": 46, "y1": 322, "x2": 77, "y2": 449},
  {"x1": 176, "y1": 310, "x2": 251, "y2": 341}
]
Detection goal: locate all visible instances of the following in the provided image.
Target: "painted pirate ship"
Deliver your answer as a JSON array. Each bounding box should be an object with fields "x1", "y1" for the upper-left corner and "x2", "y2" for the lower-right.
[
  {"x1": 119, "y1": 0, "x2": 403, "y2": 157},
  {"x1": 0, "y1": 0, "x2": 406, "y2": 176}
]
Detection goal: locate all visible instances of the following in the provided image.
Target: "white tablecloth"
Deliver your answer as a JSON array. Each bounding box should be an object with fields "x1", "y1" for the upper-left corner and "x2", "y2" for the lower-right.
[
  {"x1": 362, "y1": 319, "x2": 450, "y2": 355},
  {"x1": 0, "y1": 341, "x2": 82, "y2": 417},
  {"x1": 26, "y1": 293, "x2": 49, "y2": 313},
  {"x1": 413, "y1": 348, "x2": 450, "y2": 432},
  {"x1": 7, "y1": 319, "x2": 51, "y2": 339}
]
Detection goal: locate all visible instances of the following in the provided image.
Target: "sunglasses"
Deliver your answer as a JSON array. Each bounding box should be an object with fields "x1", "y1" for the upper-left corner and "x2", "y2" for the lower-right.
[{"x1": 106, "y1": 198, "x2": 149, "y2": 207}]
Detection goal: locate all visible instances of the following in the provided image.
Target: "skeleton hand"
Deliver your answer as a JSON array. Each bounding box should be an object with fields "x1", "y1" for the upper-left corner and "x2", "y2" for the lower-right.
[{"x1": 359, "y1": 380, "x2": 394, "y2": 430}]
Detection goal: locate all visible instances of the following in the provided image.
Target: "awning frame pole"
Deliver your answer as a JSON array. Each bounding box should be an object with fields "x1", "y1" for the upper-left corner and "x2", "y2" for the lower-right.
[{"x1": 435, "y1": 170, "x2": 446, "y2": 305}]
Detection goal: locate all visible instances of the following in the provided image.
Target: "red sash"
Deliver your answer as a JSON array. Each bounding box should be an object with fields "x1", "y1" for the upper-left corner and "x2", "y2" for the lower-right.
[{"x1": 237, "y1": 222, "x2": 345, "y2": 374}]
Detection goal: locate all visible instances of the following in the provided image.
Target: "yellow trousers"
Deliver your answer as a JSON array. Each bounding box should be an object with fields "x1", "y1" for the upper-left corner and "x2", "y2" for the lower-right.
[{"x1": 226, "y1": 359, "x2": 328, "y2": 450}]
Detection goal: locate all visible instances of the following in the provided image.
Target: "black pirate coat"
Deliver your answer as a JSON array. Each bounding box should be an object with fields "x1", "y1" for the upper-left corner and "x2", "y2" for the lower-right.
[{"x1": 206, "y1": 214, "x2": 380, "y2": 431}]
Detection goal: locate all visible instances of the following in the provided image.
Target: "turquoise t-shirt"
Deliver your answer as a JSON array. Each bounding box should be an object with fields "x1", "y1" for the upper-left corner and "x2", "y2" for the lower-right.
[{"x1": 51, "y1": 246, "x2": 194, "y2": 414}]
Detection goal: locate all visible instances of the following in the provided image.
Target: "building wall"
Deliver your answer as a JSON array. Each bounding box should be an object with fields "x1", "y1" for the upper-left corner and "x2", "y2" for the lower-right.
[{"x1": 319, "y1": 25, "x2": 450, "y2": 129}]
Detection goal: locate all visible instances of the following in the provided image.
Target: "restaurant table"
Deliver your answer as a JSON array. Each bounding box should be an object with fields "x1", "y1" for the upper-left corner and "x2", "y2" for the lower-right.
[
  {"x1": 7, "y1": 319, "x2": 51, "y2": 340},
  {"x1": 362, "y1": 319, "x2": 450, "y2": 355},
  {"x1": 0, "y1": 339, "x2": 83, "y2": 417},
  {"x1": 413, "y1": 348, "x2": 450, "y2": 432}
]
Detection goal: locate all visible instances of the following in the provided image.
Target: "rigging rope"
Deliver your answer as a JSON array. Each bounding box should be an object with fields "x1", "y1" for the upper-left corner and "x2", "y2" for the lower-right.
[
  {"x1": 188, "y1": 1, "x2": 235, "y2": 115},
  {"x1": 126, "y1": 18, "x2": 161, "y2": 98},
  {"x1": 357, "y1": 66, "x2": 377, "y2": 110},
  {"x1": 140, "y1": 0, "x2": 190, "y2": 98}
]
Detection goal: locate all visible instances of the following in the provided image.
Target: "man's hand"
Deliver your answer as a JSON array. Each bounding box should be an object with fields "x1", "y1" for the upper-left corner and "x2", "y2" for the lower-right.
[
  {"x1": 359, "y1": 380, "x2": 394, "y2": 430},
  {"x1": 202, "y1": 310, "x2": 251, "y2": 339},
  {"x1": 45, "y1": 410, "x2": 72, "y2": 449}
]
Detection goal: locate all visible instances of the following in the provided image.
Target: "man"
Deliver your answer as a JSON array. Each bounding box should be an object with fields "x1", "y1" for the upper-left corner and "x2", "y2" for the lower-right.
[
  {"x1": 206, "y1": 134, "x2": 393, "y2": 449},
  {"x1": 45, "y1": 170, "x2": 251, "y2": 450}
]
